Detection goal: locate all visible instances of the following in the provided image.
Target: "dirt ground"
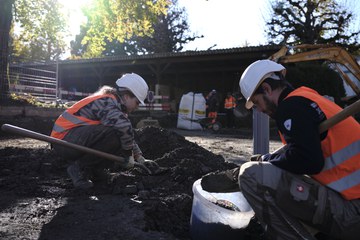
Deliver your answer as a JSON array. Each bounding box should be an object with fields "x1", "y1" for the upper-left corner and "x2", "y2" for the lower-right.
[{"x1": 0, "y1": 125, "x2": 282, "y2": 240}]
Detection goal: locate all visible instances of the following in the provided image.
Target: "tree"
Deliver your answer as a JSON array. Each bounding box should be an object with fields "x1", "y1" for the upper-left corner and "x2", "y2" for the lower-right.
[
  {"x1": 266, "y1": 0, "x2": 360, "y2": 50},
  {"x1": 71, "y1": 0, "x2": 198, "y2": 57},
  {"x1": 76, "y1": 0, "x2": 200, "y2": 56},
  {"x1": 78, "y1": 0, "x2": 171, "y2": 58},
  {"x1": 70, "y1": 25, "x2": 92, "y2": 58},
  {"x1": 0, "y1": 0, "x2": 14, "y2": 100},
  {"x1": 11, "y1": 0, "x2": 67, "y2": 62},
  {"x1": 121, "y1": 0, "x2": 200, "y2": 54}
]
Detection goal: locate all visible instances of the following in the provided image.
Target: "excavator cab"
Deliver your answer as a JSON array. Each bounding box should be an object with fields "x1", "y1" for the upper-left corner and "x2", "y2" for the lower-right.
[{"x1": 269, "y1": 44, "x2": 360, "y2": 103}]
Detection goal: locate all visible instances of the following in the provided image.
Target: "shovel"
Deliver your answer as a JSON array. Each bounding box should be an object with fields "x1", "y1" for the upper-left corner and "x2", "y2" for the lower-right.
[{"x1": 1, "y1": 124, "x2": 154, "y2": 174}]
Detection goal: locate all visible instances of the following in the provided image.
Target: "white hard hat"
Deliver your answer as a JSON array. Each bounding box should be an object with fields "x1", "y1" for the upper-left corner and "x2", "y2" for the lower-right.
[
  {"x1": 239, "y1": 60, "x2": 285, "y2": 109},
  {"x1": 116, "y1": 73, "x2": 149, "y2": 105}
]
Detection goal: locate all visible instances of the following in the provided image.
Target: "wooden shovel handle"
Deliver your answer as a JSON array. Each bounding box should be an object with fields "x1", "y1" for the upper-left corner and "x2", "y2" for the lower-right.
[
  {"x1": 1, "y1": 124, "x2": 151, "y2": 174},
  {"x1": 318, "y1": 99, "x2": 360, "y2": 133},
  {"x1": 273, "y1": 99, "x2": 360, "y2": 154}
]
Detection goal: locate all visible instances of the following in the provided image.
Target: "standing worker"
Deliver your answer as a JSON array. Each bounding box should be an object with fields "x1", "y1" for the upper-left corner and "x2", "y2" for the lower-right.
[
  {"x1": 224, "y1": 92, "x2": 236, "y2": 128},
  {"x1": 206, "y1": 89, "x2": 219, "y2": 124},
  {"x1": 237, "y1": 60, "x2": 360, "y2": 239},
  {"x1": 51, "y1": 73, "x2": 158, "y2": 190}
]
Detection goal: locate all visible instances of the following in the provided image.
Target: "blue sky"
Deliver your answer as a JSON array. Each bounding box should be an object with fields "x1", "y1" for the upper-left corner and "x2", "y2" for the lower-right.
[
  {"x1": 178, "y1": 0, "x2": 360, "y2": 50},
  {"x1": 178, "y1": 0, "x2": 271, "y2": 50}
]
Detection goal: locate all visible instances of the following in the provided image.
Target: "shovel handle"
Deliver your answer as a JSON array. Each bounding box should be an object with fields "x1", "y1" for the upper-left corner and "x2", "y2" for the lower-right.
[
  {"x1": 318, "y1": 99, "x2": 360, "y2": 133},
  {"x1": 1, "y1": 124, "x2": 151, "y2": 174},
  {"x1": 273, "y1": 99, "x2": 360, "y2": 154}
]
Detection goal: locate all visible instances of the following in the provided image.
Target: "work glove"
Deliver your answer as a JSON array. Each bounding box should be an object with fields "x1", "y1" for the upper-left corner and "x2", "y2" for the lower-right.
[
  {"x1": 250, "y1": 154, "x2": 262, "y2": 162},
  {"x1": 118, "y1": 155, "x2": 135, "y2": 169},
  {"x1": 135, "y1": 155, "x2": 159, "y2": 169},
  {"x1": 250, "y1": 153, "x2": 270, "y2": 162}
]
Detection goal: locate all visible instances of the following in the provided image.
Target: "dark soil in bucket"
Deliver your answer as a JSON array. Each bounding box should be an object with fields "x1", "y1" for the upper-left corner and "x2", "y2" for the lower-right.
[{"x1": 0, "y1": 126, "x2": 266, "y2": 240}]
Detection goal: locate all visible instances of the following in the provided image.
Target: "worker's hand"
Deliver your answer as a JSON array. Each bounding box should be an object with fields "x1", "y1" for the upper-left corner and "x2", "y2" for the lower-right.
[
  {"x1": 250, "y1": 154, "x2": 271, "y2": 162},
  {"x1": 118, "y1": 155, "x2": 135, "y2": 169},
  {"x1": 135, "y1": 155, "x2": 159, "y2": 168},
  {"x1": 250, "y1": 154, "x2": 262, "y2": 162}
]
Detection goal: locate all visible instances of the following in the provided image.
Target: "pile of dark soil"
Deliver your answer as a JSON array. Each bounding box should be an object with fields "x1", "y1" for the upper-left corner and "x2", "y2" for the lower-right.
[{"x1": 0, "y1": 126, "x2": 265, "y2": 239}]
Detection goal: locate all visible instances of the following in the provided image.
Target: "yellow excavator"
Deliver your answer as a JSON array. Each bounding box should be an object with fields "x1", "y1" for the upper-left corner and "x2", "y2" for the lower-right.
[
  {"x1": 234, "y1": 44, "x2": 360, "y2": 118},
  {"x1": 268, "y1": 44, "x2": 360, "y2": 102}
]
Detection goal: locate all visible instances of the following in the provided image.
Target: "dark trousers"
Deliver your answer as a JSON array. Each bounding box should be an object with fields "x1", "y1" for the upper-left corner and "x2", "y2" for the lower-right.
[
  {"x1": 52, "y1": 125, "x2": 124, "y2": 170},
  {"x1": 225, "y1": 108, "x2": 235, "y2": 128},
  {"x1": 240, "y1": 161, "x2": 360, "y2": 240}
]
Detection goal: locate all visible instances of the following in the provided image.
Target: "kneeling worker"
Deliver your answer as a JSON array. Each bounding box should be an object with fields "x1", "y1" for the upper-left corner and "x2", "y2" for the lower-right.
[
  {"x1": 51, "y1": 73, "x2": 157, "y2": 189},
  {"x1": 238, "y1": 60, "x2": 360, "y2": 239}
]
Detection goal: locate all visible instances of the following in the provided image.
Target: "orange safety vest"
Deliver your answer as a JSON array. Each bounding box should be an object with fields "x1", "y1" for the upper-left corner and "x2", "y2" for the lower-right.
[
  {"x1": 281, "y1": 87, "x2": 360, "y2": 200},
  {"x1": 224, "y1": 96, "x2": 236, "y2": 109},
  {"x1": 51, "y1": 94, "x2": 116, "y2": 139}
]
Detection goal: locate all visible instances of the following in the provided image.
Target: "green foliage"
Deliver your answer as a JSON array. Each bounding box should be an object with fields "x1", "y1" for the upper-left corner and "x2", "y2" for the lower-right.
[
  {"x1": 9, "y1": 93, "x2": 67, "y2": 108},
  {"x1": 80, "y1": 0, "x2": 171, "y2": 58},
  {"x1": 128, "y1": 0, "x2": 201, "y2": 54},
  {"x1": 99, "y1": 0, "x2": 200, "y2": 55},
  {"x1": 11, "y1": 0, "x2": 67, "y2": 61},
  {"x1": 71, "y1": 0, "x2": 199, "y2": 57},
  {"x1": 266, "y1": 0, "x2": 360, "y2": 50},
  {"x1": 285, "y1": 62, "x2": 346, "y2": 106},
  {"x1": 69, "y1": 24, "x2": 90, "y2": 58}
]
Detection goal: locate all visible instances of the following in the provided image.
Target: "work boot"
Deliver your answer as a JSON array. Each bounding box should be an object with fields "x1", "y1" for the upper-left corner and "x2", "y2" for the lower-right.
[
  {"x1": 201, "y1": 167, "x2": 240, "y2": 193},
  {"x1": 67, "y1": 162, "x2": 94, "y2": 189}
]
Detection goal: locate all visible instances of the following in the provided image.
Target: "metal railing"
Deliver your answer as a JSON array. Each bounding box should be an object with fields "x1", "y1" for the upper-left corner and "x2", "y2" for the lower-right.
[{"x1": 7, "y1": 60, "x2": 57, "y2": 102}]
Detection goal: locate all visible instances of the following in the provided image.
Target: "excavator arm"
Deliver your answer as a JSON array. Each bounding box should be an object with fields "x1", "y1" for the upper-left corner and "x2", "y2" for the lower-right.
[{"x1": 269, "y1": 44, "x2": 360, "y2": 97}]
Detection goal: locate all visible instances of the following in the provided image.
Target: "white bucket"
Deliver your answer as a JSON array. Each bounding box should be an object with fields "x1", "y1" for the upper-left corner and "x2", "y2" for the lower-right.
[{"x1": 190, "y1": 179, "x2": 255, "y2": 240}]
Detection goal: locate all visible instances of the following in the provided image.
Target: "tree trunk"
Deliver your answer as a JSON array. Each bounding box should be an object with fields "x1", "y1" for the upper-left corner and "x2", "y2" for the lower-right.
[{"x1": 0, "y1": 0, "x2": 14, "y2": 101}]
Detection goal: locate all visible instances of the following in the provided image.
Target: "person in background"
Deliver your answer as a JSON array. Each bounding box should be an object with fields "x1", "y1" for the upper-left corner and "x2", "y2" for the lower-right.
[
  {"x1": 51, "y1": 73, "x2": 158, "y2": 190},
  {"x1": 206, "y1": 89, "x2": 219, "y2": 124},
  {"x1": 237, "y1": 60, "x2": 360, "y2": 239},
  {"x1": 224, "y1": 92, "x2": 236, "y2": 128}
]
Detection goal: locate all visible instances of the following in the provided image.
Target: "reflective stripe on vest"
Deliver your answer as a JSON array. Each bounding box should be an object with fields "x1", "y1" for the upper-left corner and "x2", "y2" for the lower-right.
[
  {"x1": 51, "y1": 94, "x2": 116, "y2": 139},
  {"x1": 284, "y1": 87, "x2": 360, "y2": 200},
  {"x1": 323, "y1": 140, "x2": 360, "y2": 171}
]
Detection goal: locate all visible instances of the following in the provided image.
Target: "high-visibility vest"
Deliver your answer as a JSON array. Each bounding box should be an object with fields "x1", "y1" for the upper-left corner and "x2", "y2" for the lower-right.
[
  {"x1": 224, "y1": 96, "x2": 236, "y2": 109},
  {"x1": 51, "y1": 94, "x2": 116, "y2": 139},
  {"x1": 208, "y1": 111, "x2": 217, "y2": 119},
  {"x1": 282, "y1": 87, "x2": 360, "y2": 200}
]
